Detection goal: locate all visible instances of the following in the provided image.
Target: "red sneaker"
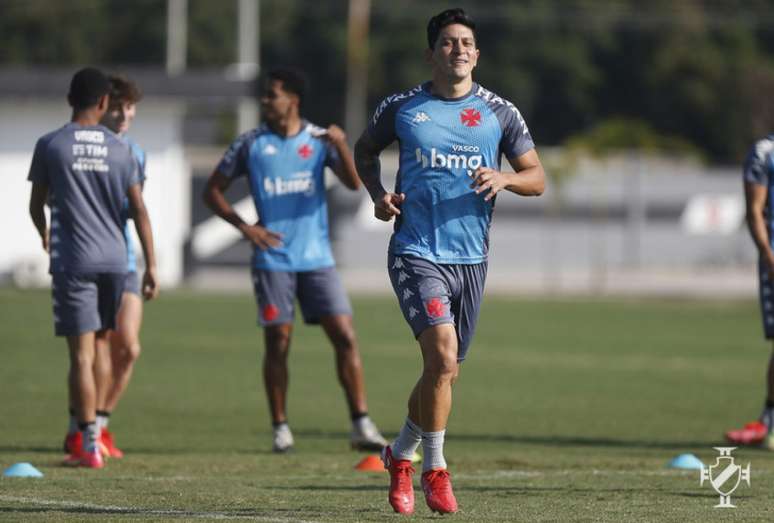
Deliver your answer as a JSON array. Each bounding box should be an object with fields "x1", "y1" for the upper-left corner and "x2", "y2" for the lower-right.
[
  {"x1": 726, "y1": 421, "x2": 768, "y2": 445},
  {"x1": 63, "y1": 432, "x2": 82, "y2": 454},
  {"x1": 62, "y1": 447, "x2": 105, "y2": 468},
  {"x1": 421, "y1": 469, "x2": 458, "y2": 514},
  {"x1": 100, "y1": 428, "x2": 124, "y2": 458},
  {"x1": 381, "y1": 446, "x2": 415, "y2": 514}
]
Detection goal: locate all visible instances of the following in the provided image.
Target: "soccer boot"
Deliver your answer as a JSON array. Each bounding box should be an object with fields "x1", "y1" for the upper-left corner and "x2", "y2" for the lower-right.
[
  {"x1": 63, "y1": 431, "x2": 82, "y2": 454},
  {"x1": 272, "y1": 424, "x2": 294, "y2": 453},
  {"x1": 350, "y1": 417, "x2": 389, "y2": 451},
  {"x1": 62, "y1": 447, "x2": 105, "y2": 469},
  {"x1": 381, "y1": 446, "x2": 415, "y2": 514},
  {"x1": 725, "y1": 421, "x2": 768, "y2": 445},
  {"x1": 421, "y1": 468, "x2": 458, "y2": 514},
  {"x1": 100, "y1": 428, "x2": 124, "y2": 458}
]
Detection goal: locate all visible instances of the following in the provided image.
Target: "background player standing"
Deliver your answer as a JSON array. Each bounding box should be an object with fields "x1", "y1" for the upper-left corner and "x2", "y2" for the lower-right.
[
  {"x1": 726, "y1": 135, "x2": 774, "y2": 449},
  {"x1": 354, "y1": 8, "x2": 545, "y2": 514},
  {"x1": 203, "y1": 67, "x2": 387, "y2": 453},
  {"x1": 28, "y1": 67, "x2": 158, "y2": 468}
]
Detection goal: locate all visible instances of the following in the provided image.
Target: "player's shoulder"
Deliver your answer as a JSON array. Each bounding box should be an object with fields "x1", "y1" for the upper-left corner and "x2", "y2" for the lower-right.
[
  {"x1": 372, "y1": 83, "x2": 425, "y2": 124},
  {"x1": 750, "y1": 135, "x2": 774, "y2": 160},
  {"x1": 472, "y1": 83, "x2": 523, "y2": 118},
  {"x1": 232, "y1": 125, "x2": 269, "y2": 149}
]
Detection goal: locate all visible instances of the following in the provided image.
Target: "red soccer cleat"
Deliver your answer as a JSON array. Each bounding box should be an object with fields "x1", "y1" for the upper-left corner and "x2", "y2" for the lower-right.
[
  {"x1": 421, "y1": 469, "x2": 458, "y2": 514},
  {"x1": 63, "y1": 431, "x2": 82, "y2": 454},
  {"x1": 381, "y1": 446, "x2": 415, "y2": 514},
  {"x1": 725, "y1": 421, "x2": 768, "y2": 445},
  {"x1": 100, "y1": 428, "x2": 124, "y2": 458},
  {"x1": 62, "y1": 447, "x2": 105, "y2": 469}
]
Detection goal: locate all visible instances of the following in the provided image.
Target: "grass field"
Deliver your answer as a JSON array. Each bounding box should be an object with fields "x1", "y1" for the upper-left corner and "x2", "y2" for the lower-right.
[{"x1": 1, "y1": 288, "x2": 773, "y2": 522}]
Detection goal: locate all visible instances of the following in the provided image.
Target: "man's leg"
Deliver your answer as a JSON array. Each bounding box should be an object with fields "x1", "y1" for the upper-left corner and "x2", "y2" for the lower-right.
[
  {"x1": 65, "y1": 331, "x2": 104, "y2": 468},
  {"x1": 263, "y1": 323, "x2": 295, "y2": 452},
  {"x1": 104, "y1": 292, "x2": 143, "y2": 412},
  {"x1": 319, "y1": 314, "x2": 387, "y2": 450}
]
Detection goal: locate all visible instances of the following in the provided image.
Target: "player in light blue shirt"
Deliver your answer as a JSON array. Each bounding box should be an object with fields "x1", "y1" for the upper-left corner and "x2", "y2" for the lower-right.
[
  {"x1": 354, "y1": 8, "x2": 545, "y2": 515},
  {"x1": 726, "y1": 135, "x2": 774, "y2": 448},
  {"x1": 204, "y1": 67, "x2": 387, "y2": 453}
]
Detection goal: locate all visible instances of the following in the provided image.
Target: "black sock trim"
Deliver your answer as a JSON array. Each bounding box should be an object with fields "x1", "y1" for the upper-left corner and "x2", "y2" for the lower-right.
[
  {"x1": 78, "y1": 421, "x2": 96, "y2": 431},
  {"x1": 766, "y1": 399, "x2": 774, "y2": 409},
  {"x1": 96, "y1": 410, "x2": 111, "y2": 417},
  {"x1": 69, "y1": 408, "x2": 76, "y2": 416},
  {"x1": 272, "y1": 421, "x2": 288, "y2": 428},
  {"x1": 351, "y1": 412, "x2": 368, "y2": 422}
]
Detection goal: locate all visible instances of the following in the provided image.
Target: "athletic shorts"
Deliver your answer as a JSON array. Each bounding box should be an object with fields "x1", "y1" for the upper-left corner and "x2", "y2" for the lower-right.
[
  {"x1": 387, "y1": 253, "x2": 487, "y2": 362},
  {"x1": 758, "y1": 259, "x2": 774, "y2": 339},
  {"x1": 51, "y1": 272, "x2": 126, "y2": 336},
  {"x1": 251, "y1": 266, "x2": 352, "y2": 326},
  {"x1": 124, "y1": 271, "x2": 141, "y2": 296}
]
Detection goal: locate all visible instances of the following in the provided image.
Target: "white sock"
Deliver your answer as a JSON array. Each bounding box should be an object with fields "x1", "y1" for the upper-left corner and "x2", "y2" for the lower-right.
[
  {"x1": 96, "y1": 413, "x2": 109, "y2": 430},
  {"x1": 421, "y1": 429, "x2": 447, "y2": 472},
  {"x1": 352, "y1": 415, "x2": 372, "y2": 433},
  {"x1": 390, "y1": 417, "x2": 422, "y2": 461},
  {"x1": 80, "y1": 422, "x2": 99, "y2": 453}
]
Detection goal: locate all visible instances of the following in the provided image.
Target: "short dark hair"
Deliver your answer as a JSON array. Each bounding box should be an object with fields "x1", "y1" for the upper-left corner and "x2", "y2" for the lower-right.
[
  {"x1": 263, "y1": 67, "x2": 308, "y2": 108},
  {"x1": 426, "y1": 8, "x2": 476, "y2": 50},
  {"x1": 108, "y1": 74, "x2": 142, "y2": 105},
  {"x1": 68, "y1": 67, "x2": 111, "y2": 110}
]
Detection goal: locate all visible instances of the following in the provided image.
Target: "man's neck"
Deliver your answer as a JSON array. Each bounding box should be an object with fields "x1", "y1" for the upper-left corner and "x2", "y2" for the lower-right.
[
  {"x1": 429, "y1": 74, "x2": 473, "y2": 99},
  {"x1": 267, "y1": 115, "x2": 302, "y2": 137},
  {"x1": 71, "y1": 108, "x2": 102, "y2": 127}
]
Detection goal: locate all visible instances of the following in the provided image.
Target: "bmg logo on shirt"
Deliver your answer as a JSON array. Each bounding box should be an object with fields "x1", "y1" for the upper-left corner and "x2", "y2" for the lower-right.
[
  {"x1": 263, "y1": 171, "x2": 315, "y2": 197},
  {"x1": 415, "y1": 146, "x2": 483, "y2": 175}
]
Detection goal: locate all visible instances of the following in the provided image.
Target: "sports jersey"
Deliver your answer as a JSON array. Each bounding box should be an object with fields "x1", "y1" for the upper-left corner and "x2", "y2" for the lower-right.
[
  {"x1": 367, "y1": 82, "x2": 534, "y2": 264},
  {"x1": 216, "y1": 121, "x2": 340, "y2": 271},
  {"x1": 121, "y1": 137, "x2": 147, "y2": 272},
  {"x1": 744, "y1": 135, "x2": 774, "y2": 243},
  {"x1": 27, "y1": 123, "x2": 140, "y2": 274}
]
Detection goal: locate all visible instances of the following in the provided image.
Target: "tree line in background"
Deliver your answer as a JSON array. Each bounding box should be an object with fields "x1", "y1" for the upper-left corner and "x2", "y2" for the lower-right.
[{"x1": 2, "y1": 0, "x2": 774, "y2": 162}]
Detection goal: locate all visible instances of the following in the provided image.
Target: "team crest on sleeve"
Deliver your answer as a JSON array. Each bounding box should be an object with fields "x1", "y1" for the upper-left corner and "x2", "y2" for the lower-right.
[
  {"x1": 460, "y1": 108, "x2": 481, "y2": 127},
  {"x1": 297, "y1": 144, "x2": 313, "y2": 159}
]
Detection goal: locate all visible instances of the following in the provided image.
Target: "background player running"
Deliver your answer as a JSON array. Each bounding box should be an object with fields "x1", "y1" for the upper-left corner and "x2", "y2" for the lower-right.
[
  {"x1": 354, "y1": 8, "x2": 545, "y2": 514},
  {"x1": 203, "y1": 67, "x2": 387, "y2": 453}
]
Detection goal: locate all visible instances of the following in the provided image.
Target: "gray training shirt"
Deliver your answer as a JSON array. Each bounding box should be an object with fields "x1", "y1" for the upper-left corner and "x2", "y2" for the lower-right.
[{"x1": 28, "y1": 123, "x2": 140, "y2": 274}]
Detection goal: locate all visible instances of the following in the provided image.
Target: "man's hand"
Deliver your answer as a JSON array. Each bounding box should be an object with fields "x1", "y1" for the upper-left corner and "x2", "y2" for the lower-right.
[
  {"x1": 323, "y1": 124, "x2": 347, "y2": 146},
  {"x1": 41, "y1": 227, "x2": 50, "y2": 253},
  {"x1": 142, "y1": 267, "x2": 159, "y2": 301},
  {"x1": 470, "y1": 167, "x2": 509, "y2": 201},
  {"x1": 374, "y1": 192, "x2": 406, "y2": 221},
  {"x1": 240, "y1": 223, "x2": 283, "y2": 250}
]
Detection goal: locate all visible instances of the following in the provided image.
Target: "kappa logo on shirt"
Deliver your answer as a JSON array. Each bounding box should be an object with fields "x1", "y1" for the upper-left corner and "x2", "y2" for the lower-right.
[
  {"x1": 263, "y1": 144, "x2": 278, "y2": 155},
  {"x1": 460, "y1": 108, "x2": 481, "y2": 127},
  {"x1": 412, "y1": 111, "x2": 431, "y2": 123}
]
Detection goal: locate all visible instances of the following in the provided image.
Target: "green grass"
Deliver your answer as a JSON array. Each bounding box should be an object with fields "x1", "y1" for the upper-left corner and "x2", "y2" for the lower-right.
[{"x1": 1, "y1": 289, "x2": 773, "y2": 521}]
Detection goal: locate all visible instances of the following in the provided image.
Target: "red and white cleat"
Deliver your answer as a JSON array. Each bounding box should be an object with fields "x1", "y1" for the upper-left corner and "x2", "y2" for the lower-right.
[
  {"x1": 100, "y1": 428, "x2": 124, "y2": 458},
  {"x1": 381, "y1": 446, "x2": 415, "y2": 514},
  {"x1": 63, "y1": 431, "x2": 82, "y2": 454},
  {"x1": 421, "y1": 469, "x2": 458, "y2": 514},
  {"x1": 725, "y1": 421, "x2": 768, "y2": 445},
  {"x1": 62, "y1": 448, "x2": 105, "y2": 469}
]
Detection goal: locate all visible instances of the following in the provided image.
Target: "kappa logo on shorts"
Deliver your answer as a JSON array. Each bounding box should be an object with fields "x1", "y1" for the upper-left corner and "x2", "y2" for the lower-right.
[
  {"x1": 425, "y1": 297, "x2": 446, "y2": 318},
  {"x1": 262, "y1": 304, "x2": 280, "y2": 322}
]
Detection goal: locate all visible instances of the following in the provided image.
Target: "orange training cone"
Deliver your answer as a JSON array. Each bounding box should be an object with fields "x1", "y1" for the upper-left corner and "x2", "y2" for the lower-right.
[{"x1": 355, "y1": 454, "x2": 386, "y2": 472}]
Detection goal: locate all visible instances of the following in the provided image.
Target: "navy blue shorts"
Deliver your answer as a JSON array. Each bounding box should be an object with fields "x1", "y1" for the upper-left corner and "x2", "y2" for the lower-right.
[
  {"x1": 758, "y1": 259, "x2": 774, "y2": 339},
  {"x1": 51, "y1": 272, "x2": 126, "y2": 336},
  {"x1": 251, "y1": 267, "x2": 352, "y2": 326},
  {"x1": 387, "y1": 253, "x2": 487, "y2": 362},
  {"x1": 124, "y1": 271, "x2": 140, "y2": 296}
]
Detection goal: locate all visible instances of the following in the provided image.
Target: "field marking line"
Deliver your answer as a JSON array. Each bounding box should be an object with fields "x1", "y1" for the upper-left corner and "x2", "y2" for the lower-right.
[{"x1": 0, "y1": 495, "x2": 320, "y2": 523}]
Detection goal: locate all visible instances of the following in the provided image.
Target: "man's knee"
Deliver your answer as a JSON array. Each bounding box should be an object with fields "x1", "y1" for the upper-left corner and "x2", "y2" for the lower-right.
[{"x1": 265, "y1": 326, "x2": 292, "y2": 360}]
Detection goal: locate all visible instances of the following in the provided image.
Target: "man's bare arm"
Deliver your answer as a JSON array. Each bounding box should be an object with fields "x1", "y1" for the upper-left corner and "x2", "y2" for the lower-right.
[
  {"x1": 29, "y1": 181, "x2": 49, "y2": 252},
  {"x1": 127, "y1": 184, "x2": 159, "y2": 300},
  {"x1": 354, "y1": 131, "x2": 405, "y2": 221},
  {"x1": 470, "y1": 149, "x2": 545, "y2": 201},
  {"x1": 202, "y1": 170, "x2": 282, "y2": 249},
  {"x1": 324, "y1": 125, "x2": 360, "y2": 191},
  {"x1": 745, "y1": 181, "x2": 774, "y2": 272}
]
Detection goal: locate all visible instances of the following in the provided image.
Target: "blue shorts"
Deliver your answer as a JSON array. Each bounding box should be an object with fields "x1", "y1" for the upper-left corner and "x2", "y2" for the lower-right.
[
  {"x1": 124, "y1": 271, "x2": 140, "y2": 296},
  {"x1": 387, "y1": 253, "x2": 487, "y2": 362},
  {"x1": 251, "y1": 267, "x2": 352, "y2": 326},
  {"x1": 758, "y1": 259, "x2": 774, "y2": 339},
  {"x1": 51, "y1": 272, "x2": 126, "y2": 336}
]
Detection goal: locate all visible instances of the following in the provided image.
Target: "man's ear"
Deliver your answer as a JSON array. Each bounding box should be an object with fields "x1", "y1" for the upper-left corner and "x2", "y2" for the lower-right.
[{"x1": 97, "y1": 93, "x2": 110, "y2": 112}]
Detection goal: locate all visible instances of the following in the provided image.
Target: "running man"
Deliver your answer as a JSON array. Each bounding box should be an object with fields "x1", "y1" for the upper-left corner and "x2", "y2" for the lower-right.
[
  {"x1": 28, "y1": 67, "x2": 158, "y2": 468},
  {"x1": 203, "y1": 67, "x2": 387, "y2": 453},
  {"x1": 726, "y1": 135, "x2": 774, "y2": 449},
  {"x1": 354, "y1": 8, "x2": 544, "y2": 514}
]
